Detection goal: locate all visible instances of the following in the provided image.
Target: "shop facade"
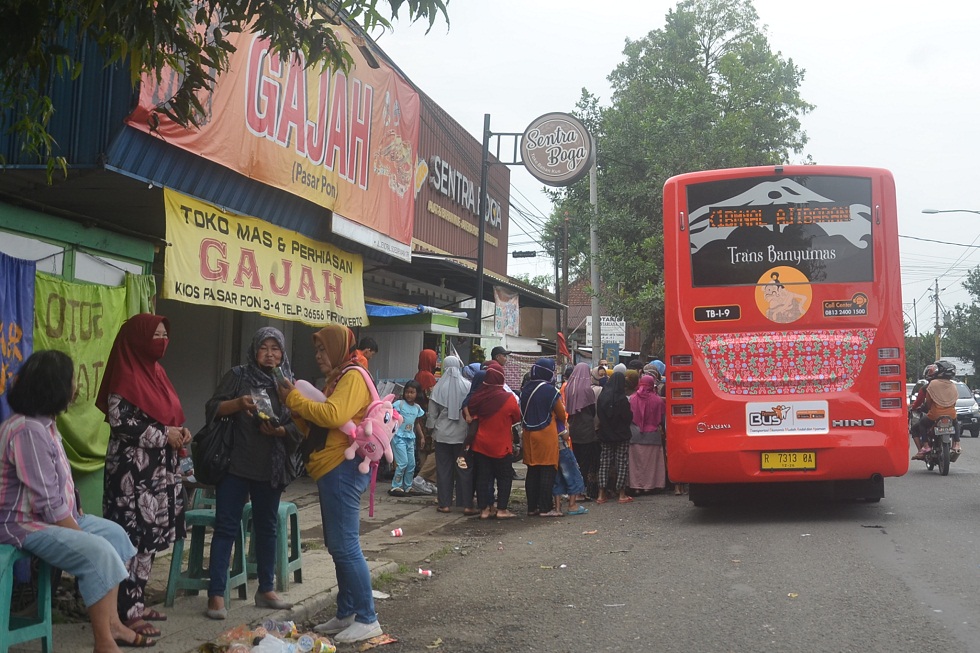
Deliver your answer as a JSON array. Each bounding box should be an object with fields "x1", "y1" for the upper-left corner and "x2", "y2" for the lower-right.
[{"x1": 0, "y1": 14, "x2": 560, "y2": 514}]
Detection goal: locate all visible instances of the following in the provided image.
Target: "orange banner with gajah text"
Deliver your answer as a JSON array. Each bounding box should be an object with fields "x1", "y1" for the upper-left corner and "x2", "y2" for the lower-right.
[
  {"x1": 127, "y1": 21, "x2": 419, "y2": 252},
  {"x1": 162, "y1": 189, "x2": 367, "y2": 327}
]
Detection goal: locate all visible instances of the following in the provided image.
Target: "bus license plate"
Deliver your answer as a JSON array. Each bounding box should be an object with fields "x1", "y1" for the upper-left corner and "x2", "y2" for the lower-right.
[{"x1": 761, "y1": 451, "x2": 816, "y2": 471}]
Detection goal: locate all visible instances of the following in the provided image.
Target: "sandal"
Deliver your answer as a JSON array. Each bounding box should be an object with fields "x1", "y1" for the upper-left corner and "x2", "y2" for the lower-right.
[
  {"x1": 595, "y1": 498, "x2": 607, "y2": 504},
  {"x1": 115, "y1": 632, "x2": 156, "y2": 648},
  {"x1": 618, "y1": 496, "x2": 634, "y2": 503},
  {"x1": 566, "y1": 506, "x2": 589, "y2": 516},
  {"x1": 141, "y1": 609, "x2": 167, "y2": 622},
  {"x1": 540, "y1": 510, "x2": 563, "y2": 517},
  {"x1": 436, "y1": 506, "x2": 451, "y2": 513},
  {"x1": 463, "y1": 508, "x2": 480, "y2": 516},
  {"x1": 123, "y1": 619, "x2": 161, "y2": 638}
]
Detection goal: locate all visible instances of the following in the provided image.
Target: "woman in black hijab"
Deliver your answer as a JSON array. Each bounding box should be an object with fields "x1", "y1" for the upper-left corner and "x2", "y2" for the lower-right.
[{"x1": 595, "y1": 372, "x2": 633, "y2": 504}]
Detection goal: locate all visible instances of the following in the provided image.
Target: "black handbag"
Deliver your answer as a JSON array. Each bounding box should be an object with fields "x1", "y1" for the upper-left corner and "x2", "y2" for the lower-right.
[{"x1": 191, "y1": 416, "x2": 235, "y2": 486}]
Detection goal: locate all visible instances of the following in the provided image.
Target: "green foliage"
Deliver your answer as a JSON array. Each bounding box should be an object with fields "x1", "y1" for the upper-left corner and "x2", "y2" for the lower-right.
[
  {"x1": 938, "y1": 266, "x2": 980, "y2": 376},
  {"x1": 546, "y1": 0, "x2": 812, "y2": 354},
  {"x1": 512, "y1": 272, "x2": 555, "y2": 294},
  {"x1": 0, "y1": 0, "x2": 448, "y2": 176}
]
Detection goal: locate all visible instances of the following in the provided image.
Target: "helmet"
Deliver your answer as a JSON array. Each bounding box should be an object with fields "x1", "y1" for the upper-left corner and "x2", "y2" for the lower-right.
[
  {"x1": 935, "y1": 360, "x2": 956, "y2": 379},
  {"x1": 923, "y1": 363, "x2": 939, "y2": 380}
]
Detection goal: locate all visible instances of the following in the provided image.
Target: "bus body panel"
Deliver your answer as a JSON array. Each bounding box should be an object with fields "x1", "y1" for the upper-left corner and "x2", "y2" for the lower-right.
[{"x1": 663, "y1": 165, "x2": 908, "y2": 488}]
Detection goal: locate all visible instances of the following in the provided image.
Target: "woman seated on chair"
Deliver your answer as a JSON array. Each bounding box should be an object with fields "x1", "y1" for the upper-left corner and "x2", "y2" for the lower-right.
[{"x1": 0, "y1": 350, "x2": 153, "y2": 651}]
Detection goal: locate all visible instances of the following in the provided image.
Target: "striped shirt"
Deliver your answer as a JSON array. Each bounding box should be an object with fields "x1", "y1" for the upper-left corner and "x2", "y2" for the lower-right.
[{"x1": 0, "y1": 414, "x2": 79, "y2": 546}]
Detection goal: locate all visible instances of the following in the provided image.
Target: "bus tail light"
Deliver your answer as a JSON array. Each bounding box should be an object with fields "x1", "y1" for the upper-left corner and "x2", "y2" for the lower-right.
[
  {"x1": 878, "y1": 347, "x2": 900, "y2": 359},
  {"x1": 879, "y1": 381, "x2": 902, "y2": 393},
  {"x1": 672, "y1": 388, "x2": 693, "y2": 399},
  {"x1": 670, "y1": 354, "x2": 693, "y2": 366},
  {"x1": 880, "y1": 398, "x2": 903, "y2": 409},
  {"x1": 672, "y1": 371, "x2": 693, "y2": 383},
  {"x1": 878, "y1": 364, "x2": 901, "y2": 376},
  {"x1": 672, "y1": 404, "x2": 694, "y2": 416}
]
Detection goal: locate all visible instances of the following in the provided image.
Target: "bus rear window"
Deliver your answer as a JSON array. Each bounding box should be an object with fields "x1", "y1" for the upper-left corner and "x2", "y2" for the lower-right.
[{"x1": 687, "y1": 175, "x2": 873, "y2": 287}]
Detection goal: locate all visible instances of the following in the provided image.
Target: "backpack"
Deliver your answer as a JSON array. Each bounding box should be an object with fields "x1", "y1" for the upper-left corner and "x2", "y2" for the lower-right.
[{"x1": 336, "y1": 365, "x2": 402, "y2": 516}]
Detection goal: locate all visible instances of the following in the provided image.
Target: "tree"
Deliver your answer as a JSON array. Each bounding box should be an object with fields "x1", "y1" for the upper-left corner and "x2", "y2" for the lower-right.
[
  {"x1": 938, "y1": 266, "x2": 980, "y2": 374},
  {"x1": 512, "y1": 273, "x2": 555, "y2": 294},
  {"x1": 545, "y1": 0, "x2": 812, "y2": 356},
  {"x1": 0, "y1": 0, "x2": 448, "y2": 176}
]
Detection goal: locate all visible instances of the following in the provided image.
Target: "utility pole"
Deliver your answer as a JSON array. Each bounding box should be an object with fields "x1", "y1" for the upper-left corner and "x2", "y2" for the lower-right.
[
  {"x1": 589, "y1": 136, "x2": 601, "y2": 359},
  {"x1": 934, "y1": 278, "x2": 941, "y2": 361},
  {"x1": 562, "y1": 213, "x2": 569, "y2": 338}
]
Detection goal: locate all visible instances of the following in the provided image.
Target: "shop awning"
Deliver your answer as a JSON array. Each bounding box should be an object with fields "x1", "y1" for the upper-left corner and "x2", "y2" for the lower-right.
[{"x1": 381, "y1": 253, "x2": 565, "y2": 311}]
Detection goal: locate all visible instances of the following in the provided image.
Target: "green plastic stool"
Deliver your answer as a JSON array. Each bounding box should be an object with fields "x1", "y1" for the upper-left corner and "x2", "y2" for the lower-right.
[
  {"x1": 0, "y1": 544, "x2": 52, "y2": 653},
  {"x1": 164, "y1": 489, "x2": 248, "y2": 607},
  {"x1": 241, "y1": 501, "x2": 303, "y2": 592}
]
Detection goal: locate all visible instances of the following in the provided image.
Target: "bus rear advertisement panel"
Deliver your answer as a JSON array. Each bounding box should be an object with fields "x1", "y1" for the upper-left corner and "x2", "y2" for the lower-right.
[{"x1": 663, "y1": 166, "x2": 907, "y2": 499}]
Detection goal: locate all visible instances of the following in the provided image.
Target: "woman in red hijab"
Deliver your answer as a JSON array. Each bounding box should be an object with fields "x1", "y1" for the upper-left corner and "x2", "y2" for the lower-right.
[
  {"x1": 465, "y1": 363, "x2": 521, "y2": 519},
  {"x1": 97, "y1": 313, "x2": 190, "y2": 634},
  {"x1": 415, "y1": 349, "x2": 438, "y2": 393}
]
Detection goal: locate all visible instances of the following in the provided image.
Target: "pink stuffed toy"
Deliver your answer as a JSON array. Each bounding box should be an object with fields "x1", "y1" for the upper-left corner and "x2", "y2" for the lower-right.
[
  {"x1": 339, "y1": 393, "x2": 401, "y2": 474},
  {"x1": 336, "y1": 366, "x2": 402, "y2": 516}
]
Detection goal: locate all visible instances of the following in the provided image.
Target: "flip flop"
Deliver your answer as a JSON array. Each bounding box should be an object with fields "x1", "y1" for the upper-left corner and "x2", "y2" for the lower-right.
[
  {"x1": 115, "y1": 632, "x2": 156, "y2": 648},
  {"x1": 123, "y1": 620, "x2": 161, "y2": 638},
  {"x1": 595, "y1": 498, "x2": 607, "y2": 504},
  {"x1": 565, "y1": 506, "x2": 589, "y2": 515},
  {"x1": 436, "y1": 507, "x2": 451, "y2": 513},
  {"x1": 618, "y1": 496, "x2": 634, "y2": 503},
  {"x1": 142, "y1": 609, "x2": 167, "y2": 622}
]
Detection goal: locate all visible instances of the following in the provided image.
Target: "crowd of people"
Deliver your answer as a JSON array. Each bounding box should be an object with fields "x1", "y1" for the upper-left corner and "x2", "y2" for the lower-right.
[
  {"x1": 396, "y1": 348, "x2": 675, "y2": 519},
  {"x1": 0, "y1": 314, "x2": 674, "y2": 650}
]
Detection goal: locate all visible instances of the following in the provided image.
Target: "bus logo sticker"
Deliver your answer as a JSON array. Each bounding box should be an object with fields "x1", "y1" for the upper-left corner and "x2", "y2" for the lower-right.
[
  {"x1": 822, "y1": 293, "x2": 869, "y2": 318},
  {"x1": 755, "y1": 267, "x2": 812, "y2": 323},
  {"x1": 746, "y1": 400, "x2": 829, "y2": 435}
]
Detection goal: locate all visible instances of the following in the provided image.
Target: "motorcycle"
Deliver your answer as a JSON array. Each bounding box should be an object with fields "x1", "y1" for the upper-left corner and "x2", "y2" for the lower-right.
[{"x1": 910, "y1": 411, "x2": 958, "y2": 475}]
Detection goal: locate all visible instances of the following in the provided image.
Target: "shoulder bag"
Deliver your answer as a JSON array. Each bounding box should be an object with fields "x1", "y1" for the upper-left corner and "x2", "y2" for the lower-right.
[{"x1": 191, "y1": 368, "x2": 242, "y2": 486}]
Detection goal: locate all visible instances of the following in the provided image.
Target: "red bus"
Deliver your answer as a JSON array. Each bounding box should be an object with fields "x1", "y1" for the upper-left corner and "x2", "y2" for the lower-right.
[{"x1": 662, "y1": 165, "x2": 907, "y2": 504}]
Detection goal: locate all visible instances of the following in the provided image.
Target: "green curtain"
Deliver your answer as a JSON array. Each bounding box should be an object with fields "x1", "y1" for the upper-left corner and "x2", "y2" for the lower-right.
[
  {"x1": 33, "y1": 273, "x2": 129, "y2": 472},
  {"x1": 125, "y1": 272, "x2": 157, "y2": 316}
]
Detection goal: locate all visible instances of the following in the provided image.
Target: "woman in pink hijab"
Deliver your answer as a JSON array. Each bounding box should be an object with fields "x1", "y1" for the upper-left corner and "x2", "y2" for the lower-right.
[{"x1": 627, "y1": 375, "x2": 666, "y2": 494}]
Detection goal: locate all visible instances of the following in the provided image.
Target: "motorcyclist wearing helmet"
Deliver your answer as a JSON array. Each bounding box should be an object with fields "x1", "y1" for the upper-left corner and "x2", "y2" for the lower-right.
[{"x1": 910, "y1": 360, "x2": 960, "y2": 459}]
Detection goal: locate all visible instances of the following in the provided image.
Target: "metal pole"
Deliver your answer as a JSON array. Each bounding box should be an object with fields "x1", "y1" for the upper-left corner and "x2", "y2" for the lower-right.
[
  {"x1": 554, "y1": 223, "x2": 560, "y2": 348},
  {"x1": 934, "y1": 278, "x2": 940, "y2": 360},
  {"x1": 562, "y1": 213, "x2": 569, "y2": 338},
  {"x1": 476, "y1": 114, "x2": 491, "y2": 338},
  {"x1": 589, "y1": 135, "x2": 601, "y2": 360}
]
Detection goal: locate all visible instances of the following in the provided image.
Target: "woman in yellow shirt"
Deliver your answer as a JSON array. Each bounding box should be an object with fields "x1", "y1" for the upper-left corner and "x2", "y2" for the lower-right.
[{"x1": 279, "y1": 324, "x2": 380, "y2": 644}]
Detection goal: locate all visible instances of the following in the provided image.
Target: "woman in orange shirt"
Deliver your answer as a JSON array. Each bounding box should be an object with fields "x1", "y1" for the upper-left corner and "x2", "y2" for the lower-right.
[{"x1": 520, "y1": 358, "x2": 566, "y2": 517}]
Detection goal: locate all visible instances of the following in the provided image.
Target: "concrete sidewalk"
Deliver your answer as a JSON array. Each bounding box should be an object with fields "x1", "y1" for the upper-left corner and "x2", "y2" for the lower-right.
[{"x1": 11, "y1": 468, "x2": 525, "y2": 653}]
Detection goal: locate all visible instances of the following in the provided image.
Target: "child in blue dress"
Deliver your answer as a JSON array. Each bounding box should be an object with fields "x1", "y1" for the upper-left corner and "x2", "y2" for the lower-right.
[{"x1": 389, "y1": 380, "x2": 426, "y2": 496}]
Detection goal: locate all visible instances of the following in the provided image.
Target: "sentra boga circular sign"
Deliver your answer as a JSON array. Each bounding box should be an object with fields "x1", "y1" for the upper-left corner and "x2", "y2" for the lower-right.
[{"x1": 521, "y1": 112, "x2": 594, "y2": 187}]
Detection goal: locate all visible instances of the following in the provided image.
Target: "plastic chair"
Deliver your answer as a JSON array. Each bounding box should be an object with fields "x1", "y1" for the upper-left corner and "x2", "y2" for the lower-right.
[
  {"x1": 164, "y1": 488, "x2": 248, "y2": 607},
  {"x1": 0, "y1": 544, "x2": 52, "y2": 653},
  {"x1": 241, "y1": 501, "x2": 303, "y2": 592}
]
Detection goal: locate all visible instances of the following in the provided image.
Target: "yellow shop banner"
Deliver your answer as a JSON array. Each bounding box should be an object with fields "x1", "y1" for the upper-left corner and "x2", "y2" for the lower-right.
[{"x1": 163, "y1": 189, "x2": 367, "y2": 326}]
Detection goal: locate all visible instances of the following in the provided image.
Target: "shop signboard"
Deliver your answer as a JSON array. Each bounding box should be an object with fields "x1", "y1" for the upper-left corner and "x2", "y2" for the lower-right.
[
  {"x1": 127, "y1": 21, "x2": 419, "y2": 260},
  {"x1": 162, "y1": 189, "x2": 368, "y2": 327},
  {"x1": 585, "y1": 315, "x2": 626, "y2": 348},
  {"x1": 521, "y1": 112, "x2": 594, "y2": 187}
]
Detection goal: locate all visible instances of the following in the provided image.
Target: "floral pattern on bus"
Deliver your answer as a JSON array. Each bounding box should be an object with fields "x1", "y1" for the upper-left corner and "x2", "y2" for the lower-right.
[{"x1": 694, "y1": 329, "x2": 875, "y2": 394}]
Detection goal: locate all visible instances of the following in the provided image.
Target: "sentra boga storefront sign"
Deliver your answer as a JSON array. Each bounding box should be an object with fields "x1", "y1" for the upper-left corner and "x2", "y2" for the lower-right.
[
  {"x1": 521, "y1": 112, "x2": 594, "y2": 187},
  {"x1": 127, "y1": 21, "x2": 419, "y2": 257},
  {"x1": 163, "y1": 189, "x2": 367, "y2": 327}
]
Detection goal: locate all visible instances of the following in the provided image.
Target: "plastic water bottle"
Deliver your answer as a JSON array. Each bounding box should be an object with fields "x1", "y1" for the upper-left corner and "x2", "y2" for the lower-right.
[{"x1": 178, "y1": 448, "x2": 195, "y2": 482}]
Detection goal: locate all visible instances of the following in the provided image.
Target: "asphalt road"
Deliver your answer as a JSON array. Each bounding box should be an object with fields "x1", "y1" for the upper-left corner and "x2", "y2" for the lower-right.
[{"x1": 342, "y1": 441, "x2": 980, "y2": 653}]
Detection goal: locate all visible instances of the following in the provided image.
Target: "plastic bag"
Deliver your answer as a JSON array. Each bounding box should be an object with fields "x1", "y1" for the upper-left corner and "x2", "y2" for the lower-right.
[{"x1": 252, "y1": 388, "x2": 281, "y2": 427}]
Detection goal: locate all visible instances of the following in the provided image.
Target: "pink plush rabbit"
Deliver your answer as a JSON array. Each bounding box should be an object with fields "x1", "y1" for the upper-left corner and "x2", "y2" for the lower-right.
[{"x1": 336, "y1": 366, "x2": 402, "y2": 515}]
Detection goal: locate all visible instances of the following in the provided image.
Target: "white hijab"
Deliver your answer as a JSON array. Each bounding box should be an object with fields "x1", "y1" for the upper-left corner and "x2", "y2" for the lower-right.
[{"x1": 429, "y1": 355, "x2": 470, "y2": 420}]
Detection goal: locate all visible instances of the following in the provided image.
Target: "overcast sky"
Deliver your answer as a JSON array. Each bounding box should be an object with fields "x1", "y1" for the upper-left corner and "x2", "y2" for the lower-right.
[{"x1": 374, "y1": 0, "x2": 980, "y2": 334}]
